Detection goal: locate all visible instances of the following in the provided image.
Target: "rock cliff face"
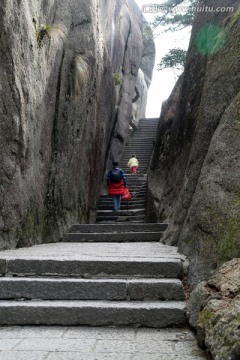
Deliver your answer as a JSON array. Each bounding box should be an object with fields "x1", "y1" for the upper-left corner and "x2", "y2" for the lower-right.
[
  {"x1": 189, "y1": 259, "x2": 240, "y2": 359},
  {"x1": 0, "y1": 0, "x2": 154, "y2": 249},
  {"x1": 147, "y1": 0, "x2": 240, "y2": 285}
]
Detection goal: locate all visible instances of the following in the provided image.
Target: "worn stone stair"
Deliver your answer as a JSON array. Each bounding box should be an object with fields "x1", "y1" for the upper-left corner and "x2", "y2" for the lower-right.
[
  {"x1": 0, "y1": 241, "x2": 186, "y2": 326},
  {"x1": 63, "y1": 223, "x2": 168, "y2": 242},
  {"x1": 97, "y1": 118, "x2": 159, "y2": 223},
  {"x1": 0, "y1": 118, "x2": 187, "y2": 328}
]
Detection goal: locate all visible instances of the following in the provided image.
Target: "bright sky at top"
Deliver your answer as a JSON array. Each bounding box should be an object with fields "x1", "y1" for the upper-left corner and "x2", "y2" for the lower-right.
[{"x1": 135, "y1": 0, "x2": 192, "y2": 118}]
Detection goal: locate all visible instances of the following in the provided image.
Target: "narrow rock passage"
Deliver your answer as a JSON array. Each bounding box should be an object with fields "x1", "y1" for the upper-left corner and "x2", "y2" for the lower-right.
[{"x1": 0, "y1": 118, "x2": 206, "y2": 358}]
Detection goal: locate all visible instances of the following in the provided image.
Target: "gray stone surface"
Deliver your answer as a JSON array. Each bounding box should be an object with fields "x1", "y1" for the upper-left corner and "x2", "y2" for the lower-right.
[
  {"x1": 63, "y1": 232, "x2": 163, "y2": 242},
  {"x1": 0, "y1": 300, "x2": 186, "y2": 327},
  {"x1": 0, "y1": 0, "x2": 154, "y2": 250},
  {"x1": 189, "y1": 281, "x2": 210, "y2": 329},
  {"x1": 189, "y1": 259, "x2": 240, "y2": 359},
  {"x1": 147, "y1": 0, "x2": 240, "y2": 286},
  {"x1": 0, "y1": 278, "x2": 127, "y2": 300},
  {"x1": 0, "y1": 326, "x2": 206, "y2": 359},
  {"x1": 128, "y1": 279, "x2": 185, "y2": 300},
  {"x1": 0, "y1": 241, "x2": 183, "y2": 278},
  {"x1": 0, "y1": 277, "x2": 184, "y2": 301},
  {"x1": 4, "y1": 257, "x2": 182, "y2": 278}
]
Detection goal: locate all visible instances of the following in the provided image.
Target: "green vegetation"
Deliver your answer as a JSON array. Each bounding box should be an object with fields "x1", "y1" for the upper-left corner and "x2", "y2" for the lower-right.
[
  {"x1": 198, "y1": 309, "x2": 215, "y2": 328},
  {"x1": 206, "y1": 204, "x2": 240, "y2": 264},
  {"x1": 70, "y1": 55, "x2": 89, "y2": 101},
  {"x1": 33, "y1": 19, "x2": 66, "y2": 47},
  {"x1": 112, "y1": 73, "x2": 122, "y2": 86},
  {"x1": 148, "y1": 0, "x2": 196, "y2": 71},
  {"x1": 157, "y1": 48, "x2": 187, "y2": 71},
  {"x1": 225, "y1": 9, "x2": 240, "y2": 31},
  {"x1": 150, "y1": 0, "x2": 197, "y2": 32},
  {"x1": 219, "y1": 215, "x2": 240, "y2": 262}
]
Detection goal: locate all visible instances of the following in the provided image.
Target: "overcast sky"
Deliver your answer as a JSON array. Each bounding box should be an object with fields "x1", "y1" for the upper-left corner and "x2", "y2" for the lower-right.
[{"x1": 135, "y1": 0, "x2": 191, "y2": 118}]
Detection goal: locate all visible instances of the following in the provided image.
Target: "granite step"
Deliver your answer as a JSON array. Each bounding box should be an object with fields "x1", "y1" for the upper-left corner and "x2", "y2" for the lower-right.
[
  {"x1": 96, "y1": 215, "x2": 145, "y2": 222},
  {"x1": 98, "y1": 200, "x2": 145, "y2": 206},
  {"x1": 96, "y1": 209, "x2": 145, "y2": 217},
  {"x1": 0, "y1": 243, "x2": 183, "y2": 278},
  {"x1": 68, "y1": 223, "x2": 168, "y2": 233},
  {"x1": 0, "y1": 278, "x2": 184, "y2": 301},
  {"x1": 63, "y1": 231, "x2": 162, "y2": 242},
  {"x1": 0, "y1": 300, "x2": 186, "y2": 327},
  {"x1": 97, "y1": 204, "x2": 145, "y2": 210}
]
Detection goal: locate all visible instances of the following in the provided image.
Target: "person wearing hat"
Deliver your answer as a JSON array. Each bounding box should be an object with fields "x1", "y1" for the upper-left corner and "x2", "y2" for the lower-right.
[{"x1": 107, "y1": 161, "x2": 126, "y2": 211}]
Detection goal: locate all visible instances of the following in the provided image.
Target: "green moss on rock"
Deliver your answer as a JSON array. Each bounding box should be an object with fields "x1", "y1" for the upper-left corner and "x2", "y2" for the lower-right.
[{"x1": 198, "y1": 309, "x2": 215, "y2": 328}]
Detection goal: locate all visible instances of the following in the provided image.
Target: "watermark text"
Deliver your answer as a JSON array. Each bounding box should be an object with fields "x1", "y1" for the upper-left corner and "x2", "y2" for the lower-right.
[{"x1": 142, "y1": 4, "x2": 235, "y2": 14}]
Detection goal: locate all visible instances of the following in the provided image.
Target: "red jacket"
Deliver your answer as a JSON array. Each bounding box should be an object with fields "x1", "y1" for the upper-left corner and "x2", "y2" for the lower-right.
[{"x1": 108, "y1": 179, "x2": 125, "y2": 195}]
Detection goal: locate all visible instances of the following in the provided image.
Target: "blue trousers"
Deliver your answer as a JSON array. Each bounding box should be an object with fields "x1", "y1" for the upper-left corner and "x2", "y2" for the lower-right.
[{"x1": 112, "y1": 195, "x2": 121, "y2": 211}]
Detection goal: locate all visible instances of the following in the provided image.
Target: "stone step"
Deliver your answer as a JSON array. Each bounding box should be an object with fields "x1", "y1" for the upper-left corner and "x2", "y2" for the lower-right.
[
  {"x1": 96, "y1": 215, "x2": 145, "y2": 222},
  {"x1": 123, "y1": 150, "x2": 153, "y2": 153},
  {"x1": 0, "y1": 300, "x2": 186, "y2": 327},
  {"x1": 126, "y1": 144, "x2": 154, "y2": 148},
  {"x1": 98, "y1": 200, "x2": 145, "y2": 206},
  {"x1": 68, "y1": 223, "x2": 168, "y2": 233},
  {"x1": 125, "y1": 140, "x2": 154, "y2": 143},
  {"x1": 122, "y1": 158, "x2": 151, "y2": 160},
  {"x1": 122, "y1": 160, "x2": 151, "y2": 163},
  {"x1": 63, "y1": 232, "x2": 162, "y2": 242},
  {"x1": 100, "y1": 194, "x2": 145, "y2": 199},
  {"x1": 122, "y1": 150, "x2": 153, "y2": 153},
  {"x1": 121, "y1": 150, "x2": 152, "y2": 155},
  {"x1": 123, "y1": 180, "x2": 146, "y2": 184},
  {"x1": 124, "y1": 142, "x2": 154, "y2": 145},
  {"x1": 97, "y1": 220, "x2": 145, "y2": 224},
  {"x1": 0, "y1": 244, "x2": 183, "y2": 278},
  {"x1": 125, "y1": 187, "x2": 146, "y2": 191},
  {"x1": 124, "y1": 176, "x2": 147, "y2": 180},
  {"x1": 121, "y1": 186, "x2": 146, "y2": 190},
  {"x1": 123, "y1": 156, "x2": 151, "y2": 158},
  {"x1": 122, "y1": 163, "x2": 150, "y2": 167},
  {"x1": 99, "y1": 194, "x2": 145, "y2": 199},
  {"x1": 134, "y1": 128, "x2": 157, "y2": 131},
  {"x1": 97, "y1": 209, "x2": 145, "y2": 217},
  {"x1": 123, "y1": 151, "x2": 153, "y2": 154},
  {"x1": 0, "y1": 278, "x2": 184, "y2": 301},
  {"x1": 125, "y1": 138, "x2": 155, "y2": 141},
  {"x1": 97, "y1": 204, "x2": 145, "y2": 210}
]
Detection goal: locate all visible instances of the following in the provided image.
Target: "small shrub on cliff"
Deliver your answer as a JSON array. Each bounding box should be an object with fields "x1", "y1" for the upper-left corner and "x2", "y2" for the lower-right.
[
  {"x1": 35, "y1": 22, "x2": 66, "y2": 47},
  {"x1": 70, "y1": 55, "x2": 89, "y2": 101},
  {"x1": 157, "y1": 48, "x2": 187, "y2": 71},
  {"x1": 112, "y1": 73, "x2": 122, "y2": 86}
]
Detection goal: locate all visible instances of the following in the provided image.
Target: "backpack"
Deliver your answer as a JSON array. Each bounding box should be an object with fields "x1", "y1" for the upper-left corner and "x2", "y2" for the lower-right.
[{"x1": 110, "y1": 168, "x2": 122, "y2": 183}]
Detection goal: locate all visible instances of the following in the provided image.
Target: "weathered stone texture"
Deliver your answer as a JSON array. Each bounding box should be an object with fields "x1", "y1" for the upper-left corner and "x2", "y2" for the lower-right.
[
  {"x1": 0, "y1": 0, "x2": 154, "y2": 249},
  {"x1": 147, "y1": 0, "x2": 240, "y2": 284},
  {"x1": 189, "y1": 259, "x2": 240, "y2": 360}
]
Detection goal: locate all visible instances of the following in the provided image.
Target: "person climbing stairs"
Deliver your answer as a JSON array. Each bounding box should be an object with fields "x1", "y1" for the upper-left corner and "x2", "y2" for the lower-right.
[
  {"x1": 0, "y1": 118, "x2": 187, "y2": 329},
  {"x1": 96, "y1": 118, "x2": 159, "y2": 223}
]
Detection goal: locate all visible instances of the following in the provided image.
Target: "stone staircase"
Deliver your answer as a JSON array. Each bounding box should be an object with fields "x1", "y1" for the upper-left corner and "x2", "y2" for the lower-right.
[
  {"x1": 0, "y1": 118, "x2": 187, "y2": 327},
  {"x1": 96, "y1": 118, "x2": 159, "y2": 223}
]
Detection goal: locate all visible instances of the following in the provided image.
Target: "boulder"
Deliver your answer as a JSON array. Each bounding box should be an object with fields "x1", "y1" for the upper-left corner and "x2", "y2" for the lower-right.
[{"x1": 189, "y1": 259, "x2": 240, "y2": 359}]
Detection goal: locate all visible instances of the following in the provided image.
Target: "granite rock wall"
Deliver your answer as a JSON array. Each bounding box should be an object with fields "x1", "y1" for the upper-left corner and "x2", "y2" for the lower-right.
[
  {"x1": 0, "y1": 0, "x2": 154, "y2": 249},
  {"x1": 147, "y1": 0, "x2": 240, "y2": 285}
]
